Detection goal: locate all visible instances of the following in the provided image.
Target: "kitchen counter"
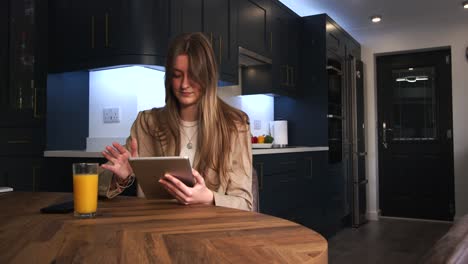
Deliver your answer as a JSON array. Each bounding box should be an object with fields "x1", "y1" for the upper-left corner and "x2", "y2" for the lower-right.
[{"x1": 44, "y1": 146, "x2": 328, "y2": 158}]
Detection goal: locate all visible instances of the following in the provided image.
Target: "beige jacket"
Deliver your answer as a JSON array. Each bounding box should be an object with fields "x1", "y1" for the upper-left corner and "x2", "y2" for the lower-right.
[{"x1": 99, "y1": 107, "x2": 253, "y2": 211}]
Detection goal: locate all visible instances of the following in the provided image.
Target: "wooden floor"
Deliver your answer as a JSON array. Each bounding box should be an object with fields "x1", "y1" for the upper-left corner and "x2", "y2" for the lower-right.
[{"x1": 328, "y1": 217, "x2": 452, "y2": 264}]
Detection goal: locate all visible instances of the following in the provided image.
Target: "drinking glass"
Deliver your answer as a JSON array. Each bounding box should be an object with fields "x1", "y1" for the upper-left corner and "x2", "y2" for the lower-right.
[{"x1": 73, "y1": 163, "x2": 99, "y2": 218}]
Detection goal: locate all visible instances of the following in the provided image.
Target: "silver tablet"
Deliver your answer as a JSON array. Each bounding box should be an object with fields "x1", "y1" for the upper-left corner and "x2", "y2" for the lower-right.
[{"x1": 129, "y1": 156, "x2": 194, "y2": 199}]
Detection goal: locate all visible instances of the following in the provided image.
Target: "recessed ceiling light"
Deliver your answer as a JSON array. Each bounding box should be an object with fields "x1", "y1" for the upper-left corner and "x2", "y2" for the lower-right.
[
  {"x1": 370, "y1": 15, "x2": 382, "y2": 23},
  {"x1": 463, "y1": 1, "x2": 468, "y2": 9}
]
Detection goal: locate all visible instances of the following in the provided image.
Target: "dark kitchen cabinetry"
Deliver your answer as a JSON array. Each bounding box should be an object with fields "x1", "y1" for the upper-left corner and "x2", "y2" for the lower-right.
[
  {"x1": 240, "y1": 0, "x2": 300, "y2": 97},
  {"x1": 43, "y1": 157, "x2": 137, "y2": 196},
  {"x1": 254, "y1": 153, "x2": 302, "y2": 220},
  {"x1": 253, "y1": 151, "x2": 337, "y2": 237},
  {"x1": 237, "y1": 0, "x2": 271, "y2": 58},
  {"x1": 1, "y1": 0, "x2": 47, "y2": 192},
  {"x1": 169, "y1": 0, "x2": 202, "y2": 34},
  {"x1": 270, "y1": 2, "x2": 299, "y2": 95},
  {"x1": 275, "y1": 14, "x2": 363, "y2": 235},
  {"x1": 325, "y1": 20, "x2": 346, "y2": 58},
  {"x1": 48, "y1": 0, "x2": 170, "y2": 73},
  {"x1": 170, "y1": 0, "x2": 239, "y2": 83},
  {"x1": 0, "y1": 157, "x2": 43, "y2": 191}
]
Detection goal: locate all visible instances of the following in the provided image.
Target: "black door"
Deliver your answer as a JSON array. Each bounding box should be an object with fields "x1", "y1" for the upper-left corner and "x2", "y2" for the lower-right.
[{"x1": 377, "y1": 49, "x2": 454, "y2": 221}]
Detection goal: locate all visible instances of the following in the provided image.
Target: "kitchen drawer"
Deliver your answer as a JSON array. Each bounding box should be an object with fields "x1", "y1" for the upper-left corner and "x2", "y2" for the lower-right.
[
  {"x1": 0, "y1": 127, "x2": 44, "y2": 155},
  {"x1": 253, "y1": 153, "x2": 300, "y2": 176}
]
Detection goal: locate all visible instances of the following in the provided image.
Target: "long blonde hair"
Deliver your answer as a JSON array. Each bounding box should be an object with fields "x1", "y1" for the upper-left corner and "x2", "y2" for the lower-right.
[{"x1": 164, "y1": 32, "x2": 249, "y2": 186}]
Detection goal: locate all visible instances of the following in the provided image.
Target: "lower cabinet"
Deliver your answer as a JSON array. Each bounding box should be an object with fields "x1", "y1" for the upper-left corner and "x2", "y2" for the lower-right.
[
  {"x1": 43, "y1": 157, "x2": 137, "y2": 196},
  {"x1": 253, "y1": 151, "x2": 342, "y2": 238},
  {"x1": 0, "y1": 157, "x2": 43, "y2": 192}
]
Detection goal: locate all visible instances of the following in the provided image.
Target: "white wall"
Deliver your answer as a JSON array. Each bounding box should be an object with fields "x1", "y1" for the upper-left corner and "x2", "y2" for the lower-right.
[
  {"x1": 87, "y1": 66, "x2": 274, "y2": 151},
  {"x1": 351, "y1": 23, "x2": 468, "y2": 220},
  {"x1": 87, "y1": 66, "x2": 166, "y2": 151},
  {"x1": 218, "y1": 85, "x2": 274, "y2": 136}
]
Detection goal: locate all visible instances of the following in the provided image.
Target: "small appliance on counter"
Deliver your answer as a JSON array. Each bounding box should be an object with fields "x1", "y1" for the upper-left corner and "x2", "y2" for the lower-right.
[{"x1": 269, "y1": 120, "x2": 288, "y2": 148}]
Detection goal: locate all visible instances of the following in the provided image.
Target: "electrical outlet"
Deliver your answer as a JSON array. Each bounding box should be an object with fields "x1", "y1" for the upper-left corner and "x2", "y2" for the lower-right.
[
  {"x1": 254, "y1": 120, "x2": 261, "y2": 130},
  {"x1": 103, "y1": 108, "x2": 120, "y2": 123}
]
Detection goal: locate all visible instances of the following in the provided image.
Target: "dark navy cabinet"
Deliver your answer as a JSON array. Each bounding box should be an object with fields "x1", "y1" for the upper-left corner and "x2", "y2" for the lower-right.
[
  {"x1": 253, "y1": 151, "x2": 336, "y2": 237},
  {"x1": 170, "y1": 0, "x2": 239, "y2": 83},
  {"x1": 275, "y1": 14, "x2": 362, "y2": 237},
  {"x1": 49, "y1": 0, "x2": 170, "y2": 73},
  {"x1": 43, "y1": 157, "x2": 135, "y2": 196},
  {"x1": 237, "y1": 0, "x2": 271, "y2": 57},
  {"x1": 1, "y1": 0, "x2": 47, "y2": 192},
  {"x1": 270, "y1": 2, "x2": 299, "y2": 95},
  {"x1": 240, "y1": 0, "x2": 300, "y2": 96}
]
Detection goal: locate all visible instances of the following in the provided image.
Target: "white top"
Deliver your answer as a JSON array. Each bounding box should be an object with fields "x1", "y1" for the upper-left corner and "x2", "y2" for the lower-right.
[{"x1": 179, "y1": 120, "x2": 199, "y2": 166}]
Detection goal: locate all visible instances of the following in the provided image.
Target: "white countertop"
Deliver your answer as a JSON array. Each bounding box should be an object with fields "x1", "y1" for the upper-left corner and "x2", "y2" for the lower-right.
[{"x1": 44, "y1": 146, "x2": 328, "y2": 158}]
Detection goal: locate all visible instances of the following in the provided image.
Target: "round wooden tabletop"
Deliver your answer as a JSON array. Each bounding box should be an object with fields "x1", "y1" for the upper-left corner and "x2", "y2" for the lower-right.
[{"x1": 0, "y1": 192, "x2": 328, "y2": 263}]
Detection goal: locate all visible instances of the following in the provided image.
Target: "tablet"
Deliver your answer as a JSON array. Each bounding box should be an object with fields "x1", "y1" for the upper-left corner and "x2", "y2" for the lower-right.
[{"x1": 128, "y1": 156, "x2": 194, "y2": 199}]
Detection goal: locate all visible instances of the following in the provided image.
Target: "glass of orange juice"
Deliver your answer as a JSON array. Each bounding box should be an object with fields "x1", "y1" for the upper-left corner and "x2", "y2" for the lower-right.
[{"x1": 73, "y1": 163, "x2": 99, "y2": 218}]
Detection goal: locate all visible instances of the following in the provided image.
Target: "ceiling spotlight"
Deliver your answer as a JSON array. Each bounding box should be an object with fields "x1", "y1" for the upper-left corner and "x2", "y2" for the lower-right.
[
  {"x1": 463, "y1": 1, "x2": 468, "y2": 9},
  {"x1": 370, "y1": 15, "x2": 382, "y2": 23}
]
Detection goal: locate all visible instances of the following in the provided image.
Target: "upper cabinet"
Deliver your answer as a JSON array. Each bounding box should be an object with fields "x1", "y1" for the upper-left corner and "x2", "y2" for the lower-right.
[
  {"x1": 240, "y1": 0, "x2": 300, "y2": 96},
  {"x1": 2, "y1": 0, "x2": 47, "y2": 124},
  {"x1": 237, "y1": 0, "x2": 271, "y2": 58},
  {"x1": 49, "y1": 0, "x2": 170, "y2": 73},
  {"x1": 270, "y1": 2, "x2": 300, "y2": 95},
  {"x1": 170, "y1": 0, "x2": 238, "y2": 83}
]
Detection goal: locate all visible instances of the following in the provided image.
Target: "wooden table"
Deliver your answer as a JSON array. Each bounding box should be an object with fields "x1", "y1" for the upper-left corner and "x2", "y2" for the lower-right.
[{"x1": 0, "y1": 192, "x2": 328, "y2": 263}]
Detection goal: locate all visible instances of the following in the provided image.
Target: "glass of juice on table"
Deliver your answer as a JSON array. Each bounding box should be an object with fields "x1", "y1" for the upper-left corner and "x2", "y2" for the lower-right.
[{"x1": 73, "y1": 163, "x2": 99, "y2": 218}]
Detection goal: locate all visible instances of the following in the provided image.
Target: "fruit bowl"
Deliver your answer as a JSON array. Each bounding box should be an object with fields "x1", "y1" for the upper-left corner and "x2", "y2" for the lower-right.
[{"x1": 252, "y1": 143, "x2": 273, "y2": 149}]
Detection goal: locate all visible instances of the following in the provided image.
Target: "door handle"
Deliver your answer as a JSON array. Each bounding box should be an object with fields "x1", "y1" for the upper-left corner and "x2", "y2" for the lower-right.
[{"x1": 382, "y1": 122, "x2": 392, "y2": 149}]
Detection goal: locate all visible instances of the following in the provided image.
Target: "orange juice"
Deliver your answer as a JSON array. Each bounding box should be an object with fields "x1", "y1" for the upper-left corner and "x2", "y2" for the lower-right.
[{"x1": 73, "y1": 173, "x2": 98, "y2": 214}]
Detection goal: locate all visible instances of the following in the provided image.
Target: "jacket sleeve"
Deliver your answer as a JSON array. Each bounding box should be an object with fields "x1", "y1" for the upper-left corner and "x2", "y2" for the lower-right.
[
  {"x1": 212, "y1": 123, "x2": 253, "y2": 211},
  {"x1": 98, "y1": 110, "x2": 153, "y2": 198}
]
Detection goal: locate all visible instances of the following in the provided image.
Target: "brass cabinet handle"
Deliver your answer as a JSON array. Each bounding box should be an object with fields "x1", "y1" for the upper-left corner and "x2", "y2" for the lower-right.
[
  {"x1": 91, "y1": 16, "x2": 95, "y2": 48},
  {"x1": 281, "y1": 65, "x2": 288, "y2": 85},
  {"x1": 302, "y1": 157, "x2": 313, "y2": 178},
  {"x1": 32, "y1": 80, "x2": 37, "y2": 118},
  {"x1": 280, "y1": 161, "x2": 296, "y2": 166},
  {"x1": 105, "y1": 13, "x2": 109, "y2": 47},
  {"x1": 219, "y1": 35, "x2": 222, "y2": 65},
  {"x1": 32, "y1": 80, "x2": 42, "y2": 119},
  {"x1": 32, "y1": 166, "x2": 39, "y2": 192},
  {"x1": 270, "y1": 32, "x2": 273, "y2": 51},
  {"x1": 290, "y1": 66, "x2": 295, "y2": 87},
  {"x1": 258, "y1": 162, "x2": 264, "y2": 190},
  {"x1": 7, "y1": 140, "x2": 31, "y2": 144}
]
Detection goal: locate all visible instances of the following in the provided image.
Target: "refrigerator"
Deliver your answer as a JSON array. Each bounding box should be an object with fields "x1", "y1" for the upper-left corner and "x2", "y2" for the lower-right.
[{"x1": 350, "y1": 59, "x2": 368, "y2": 227}]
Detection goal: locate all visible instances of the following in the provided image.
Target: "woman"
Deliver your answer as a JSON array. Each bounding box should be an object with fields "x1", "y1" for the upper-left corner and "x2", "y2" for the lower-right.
[{"x1": 99, "y1": 32, "x2": 253, "y2": 211}]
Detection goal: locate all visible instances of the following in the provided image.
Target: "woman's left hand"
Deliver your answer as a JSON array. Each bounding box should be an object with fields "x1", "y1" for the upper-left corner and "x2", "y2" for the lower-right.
[{"x1": 159, "y1": 168, "x2": 214, "y2": 205}]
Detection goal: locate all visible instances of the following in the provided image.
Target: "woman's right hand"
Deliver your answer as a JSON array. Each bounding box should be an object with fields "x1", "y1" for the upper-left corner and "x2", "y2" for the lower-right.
[{"x1": 101, "y1": 137, "x2": 138, "y2": 180}]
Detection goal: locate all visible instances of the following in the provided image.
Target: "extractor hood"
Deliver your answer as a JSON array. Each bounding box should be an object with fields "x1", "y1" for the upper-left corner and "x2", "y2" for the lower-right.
[{"x1": 239, "y1": 47, "x2": 272, "y2": 66}]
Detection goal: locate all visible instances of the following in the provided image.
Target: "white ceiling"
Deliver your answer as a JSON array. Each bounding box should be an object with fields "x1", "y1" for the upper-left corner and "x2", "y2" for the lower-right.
[{"x1": 279, "y1": 0, "x2": 468, "y2": 41}]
